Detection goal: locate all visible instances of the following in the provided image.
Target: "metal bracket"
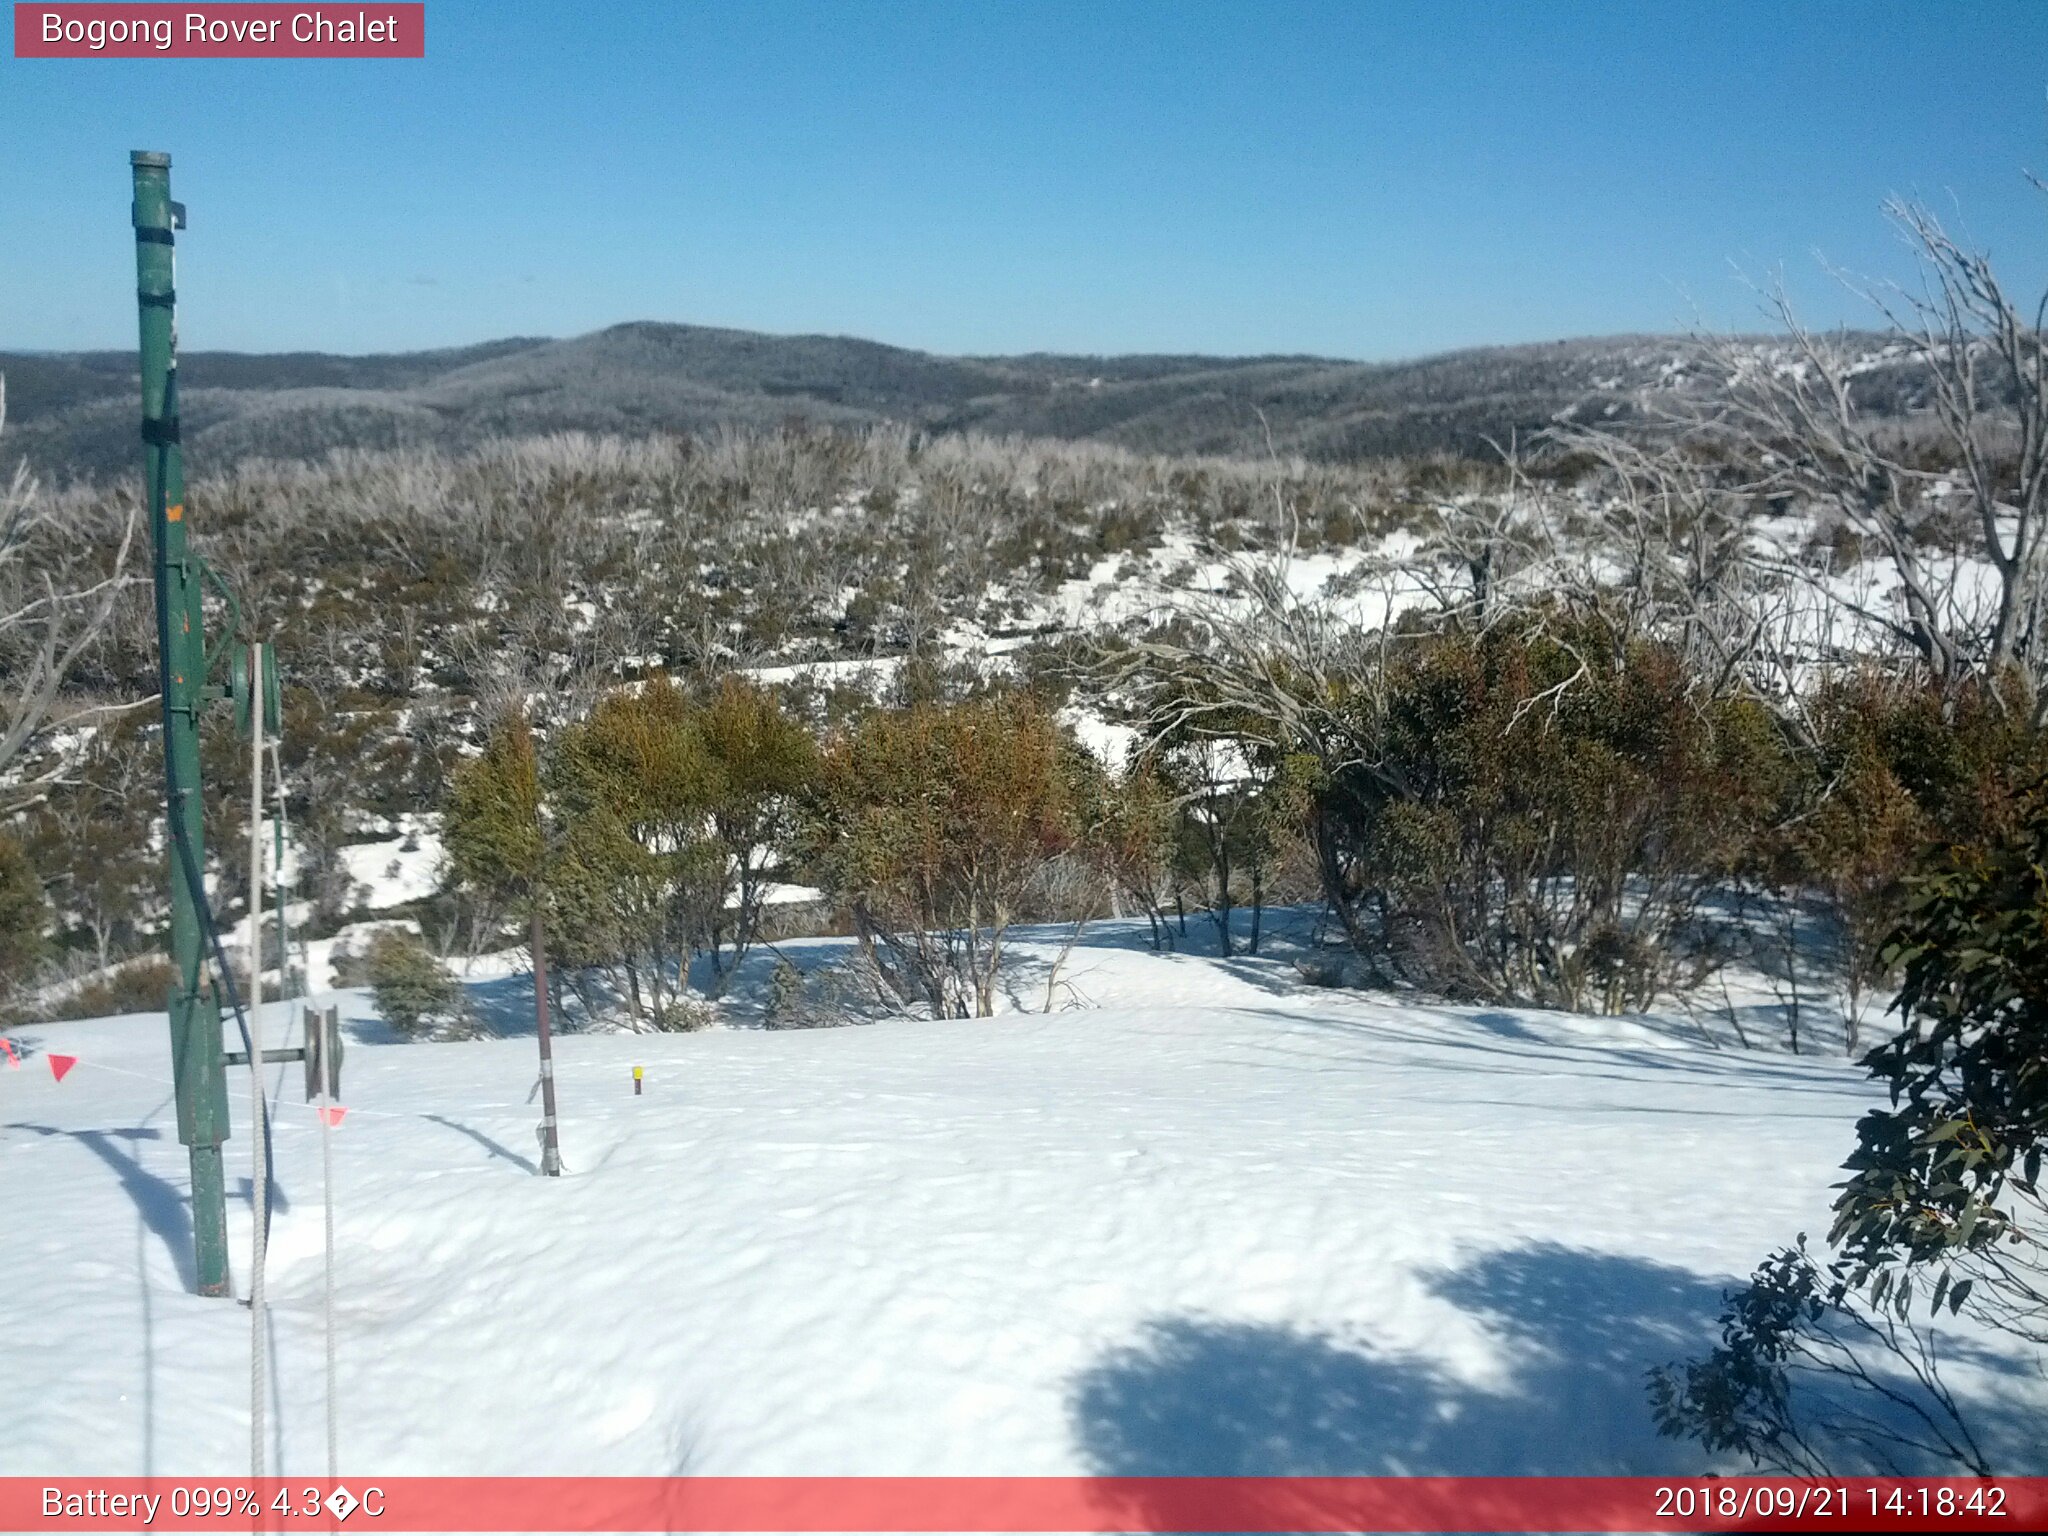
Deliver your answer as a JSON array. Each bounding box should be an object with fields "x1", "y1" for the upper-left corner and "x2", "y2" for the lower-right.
[
  {"x1": 231, "y1": 642, "x2": 283, "y2": 737},
  {"x1": 196, "y1": 557, "x2": 245, "y2": 682},
  {"x1": 225, "y1": 1007, "x2": 341, "y2": 1101}
]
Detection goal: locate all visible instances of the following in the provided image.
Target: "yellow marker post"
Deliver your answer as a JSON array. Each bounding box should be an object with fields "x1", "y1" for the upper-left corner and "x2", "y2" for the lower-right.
[{"x1": 632, "y1": 1065, "x2": 643, "y2": 1097}]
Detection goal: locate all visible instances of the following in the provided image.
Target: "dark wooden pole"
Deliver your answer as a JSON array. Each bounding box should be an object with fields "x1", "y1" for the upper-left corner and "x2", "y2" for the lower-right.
[{"x1": 532, "y1": 907, "x2": 563, "y2": 1176}]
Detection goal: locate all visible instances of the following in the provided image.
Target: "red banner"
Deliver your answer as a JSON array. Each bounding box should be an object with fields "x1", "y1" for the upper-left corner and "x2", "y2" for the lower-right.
[
  {"x1": 3, "y1": 1476, "x2": 2044, "y2": 1532},
  {"x1": 13, "y1": 4, "x2": 424, "y2": 58}
]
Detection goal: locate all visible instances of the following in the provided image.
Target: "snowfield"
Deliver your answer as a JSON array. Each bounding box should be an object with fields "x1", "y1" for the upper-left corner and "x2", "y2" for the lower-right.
[{"x1": 1, "y1": 927, "x2": 2037, "y2": 1479}]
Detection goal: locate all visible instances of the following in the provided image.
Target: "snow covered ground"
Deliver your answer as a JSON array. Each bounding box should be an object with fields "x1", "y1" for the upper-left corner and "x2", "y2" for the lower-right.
[{"x1": 2, "y1": 925, "x2": 2039, "y2": 1479}]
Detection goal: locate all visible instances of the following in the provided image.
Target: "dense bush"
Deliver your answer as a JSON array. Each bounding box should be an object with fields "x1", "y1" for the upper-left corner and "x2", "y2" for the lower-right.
[
  {"x1": 15, "y1": 408, "x2": 2040, "y2": 1045},
  {"x1": 689, "y1": 676, "x2": 823, "y2": 987},
  {"x1": 365, "y1": 928, "x2": 461, "y2": 1037},
  {"x1": 0, "y1": 831, "x2": 47, "y2": 983},
  {"x1": 443, "y1": 678, "x2": 819, "y2": 1028},
  {"x1": 1320, "y1": 624, "x2": 1790, "y2": 1011},
  {"x1": 1770, "y1": 678, "x2": 2048, "y2": 1048},
  {"x1": 52, "y1": 956, "x2": 180, "y2": 1021},
  {"x1": 1140, "y1": 721, "x2": 1316, "y2": 958},
  {"x1": 546, "y1": 679, "x2": 725, "y2": 1023},
  {"x1": 807, "y1": 690, "x2": 1077, "y2": 1017}
]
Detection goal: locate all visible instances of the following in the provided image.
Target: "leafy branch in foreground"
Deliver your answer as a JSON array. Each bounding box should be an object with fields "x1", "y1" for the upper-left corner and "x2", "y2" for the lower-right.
[
  {"x1": 1649, "y1": 1241, "x2": 1993, "y2": 1476},
  {"x1": 1651, "y1": 782, "x2": 2048, "y2": 1473}
]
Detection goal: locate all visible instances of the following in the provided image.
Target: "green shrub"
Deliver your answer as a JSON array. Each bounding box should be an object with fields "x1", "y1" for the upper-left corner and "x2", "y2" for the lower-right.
[
  {"x1": 1775, "y1": 677, "x2": 2048, "y2": 1046},
  {"x1": 1834, "y1": 779, "x2": 2048, "y2": 1297},
  {"x1": 650, "y1": 995, "x2": 716, "y2": 1032},
  {"x1": 45, "y1": 956, "x2": 179, "y2": 1022},
  {"x1": 366, "y1": 928, "x2": 461, "y2": 1036},
  {"x1": 0, "y1": 833, "x2": 50, "y2": 981},
  {"x1": 808, "y1": 690, "x2": 1077, "y2": 1017},
  {"x1": 1325, "y1": 623, "x2": 1792, "y2": 1011}
]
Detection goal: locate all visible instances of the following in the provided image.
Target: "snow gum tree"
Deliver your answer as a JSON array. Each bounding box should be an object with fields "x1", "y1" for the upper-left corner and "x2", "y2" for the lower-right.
[
  {"x1": 692, "y1": 675, "x2": 819, "y2": 993},
  {"x1": 17, "y1": 715, "x2": 165, "y2": 972},
  {"x1": 1081, "y1": 753, "x2": 1182, "y2": 951},
  {"x1": 546, "y1": 676, "x2": 719, "y2": 1027},
  {"x1": 443, "y1": 712, "x2": 546, "y2": 915},
  {"x1": 442, "y1": 711, "x2": 556, "y2": 1009},
  {"x1": 534, "y1": 674, "x2": 817, "y2": 1023},
  {"x1": 0, "y1": 380, "x2": 138, "y2": 801},
  {"x1": 1562, "y1": 190, "x2": 2048, "y2": 727},
  {"x1": 809, "y1": 691, "x2": 1077, "y2": 1018},
  {"x1": 1833, "y1": 782, "x2": 2048, "y2": 1340}
]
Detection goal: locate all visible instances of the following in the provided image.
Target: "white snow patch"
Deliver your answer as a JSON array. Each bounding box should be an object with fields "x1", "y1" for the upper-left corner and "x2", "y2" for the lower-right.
[{"x1": 3, "y1": 925, "x2": 2037, "y2": 1477}]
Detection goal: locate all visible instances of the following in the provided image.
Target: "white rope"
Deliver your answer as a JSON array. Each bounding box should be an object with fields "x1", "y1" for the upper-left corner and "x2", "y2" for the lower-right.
[
  {"x1": 269, "y1": 720, "x2": 334, "y2": 1476},
  {"x1": 320, "y1": 1038, "x2": 338, "y2": 1479},
  {"x1": 42, "y1": 1050, "x2": 542, "y2": 1125},
  {"x1": 246, "y1": 641, "x2": 269, "y2": 1480},
  {"x1": 268, "y1": 738, "x2": 294, "y2": 1001}
]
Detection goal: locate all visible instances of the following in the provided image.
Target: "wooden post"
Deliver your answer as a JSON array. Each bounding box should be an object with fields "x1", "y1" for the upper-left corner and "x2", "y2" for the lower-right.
[{"x1": 532, "y1": 908, "x2": 562, "y2": 1176}]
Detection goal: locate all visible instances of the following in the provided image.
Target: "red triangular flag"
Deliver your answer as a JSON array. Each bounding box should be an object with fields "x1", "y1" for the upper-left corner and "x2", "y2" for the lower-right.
[
  {"x1": 318, "y1": 1105, "x2": 347, "y2": 1127},
  {"x1": 48, "y1": 1054, "x2": 77, "y2": 1083},
  {"x1": 0, "y1": 1037, "x2": 19, "y2": 1068}
]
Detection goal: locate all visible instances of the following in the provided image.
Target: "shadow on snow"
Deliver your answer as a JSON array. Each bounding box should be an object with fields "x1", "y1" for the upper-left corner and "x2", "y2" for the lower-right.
[{"x1": 1069, "y1": 1242, "x2": 2045, "y2": 1499}]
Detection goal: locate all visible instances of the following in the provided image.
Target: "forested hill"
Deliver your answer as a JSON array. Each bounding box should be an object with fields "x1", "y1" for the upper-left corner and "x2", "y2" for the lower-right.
[{"x1": 0, "y1": 322, "x2": 1915, "y2": 481}]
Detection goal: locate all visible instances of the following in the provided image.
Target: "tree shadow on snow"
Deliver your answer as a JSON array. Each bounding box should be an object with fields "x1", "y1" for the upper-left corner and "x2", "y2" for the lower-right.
[
  {"x1": 1466, "y1": 1009, "x2": 1550, "y2": 1043},
  {"x1": 1071, "y1": 1244, "x2": 1726, "y2": 1484},
  {"x1": 1071, "y1": 1243, "x2": 2045, "y2": 1518},
  {"x1": 1240, "y1": 1004, "x2": 1874, "y2": 1099},
  {"x1": 454, "y1": 973, "x2": 544, "y2": 1038}
]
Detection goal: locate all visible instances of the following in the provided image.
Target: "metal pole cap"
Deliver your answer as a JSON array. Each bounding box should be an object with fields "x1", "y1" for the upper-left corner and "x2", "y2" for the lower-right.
[{"x1": 131, "y1": 150, "x2": 172, "y2": 168}]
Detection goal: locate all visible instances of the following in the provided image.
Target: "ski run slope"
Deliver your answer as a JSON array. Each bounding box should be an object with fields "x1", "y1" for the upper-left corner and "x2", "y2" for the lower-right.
[{"x1": 2, "y1": 924, "x2": 2040, "y2": 1480}]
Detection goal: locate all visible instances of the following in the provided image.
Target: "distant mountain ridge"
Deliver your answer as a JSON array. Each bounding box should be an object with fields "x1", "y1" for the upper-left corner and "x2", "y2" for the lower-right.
[{"x1": 0, "y1": 321, "x2": 1914, "y2": 481}]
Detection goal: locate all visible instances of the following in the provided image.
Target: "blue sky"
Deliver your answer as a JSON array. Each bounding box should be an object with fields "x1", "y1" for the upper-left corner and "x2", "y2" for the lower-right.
[{"x1": 3, "y1": 0, "x2": 2045, "y2": 359}]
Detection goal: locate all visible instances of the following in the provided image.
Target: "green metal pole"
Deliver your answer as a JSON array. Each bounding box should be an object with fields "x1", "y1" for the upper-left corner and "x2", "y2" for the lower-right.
[{"x1": 133, "y1": 150, "x2": 231, "y2": 1298}]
